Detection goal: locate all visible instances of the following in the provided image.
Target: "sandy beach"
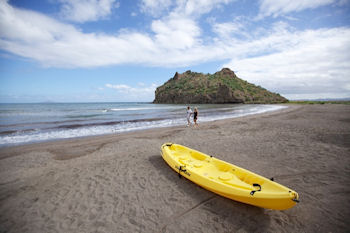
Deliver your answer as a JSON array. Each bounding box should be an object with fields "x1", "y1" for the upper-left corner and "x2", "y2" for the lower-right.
[{"x1": 0, "y1": 104, "x2": 349, "y2": 233}]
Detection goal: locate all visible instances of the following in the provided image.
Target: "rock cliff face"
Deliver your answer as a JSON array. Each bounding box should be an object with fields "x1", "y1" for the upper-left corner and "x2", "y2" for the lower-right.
[{"x1": 153, "y1": 68, "x2": 288, "y2": 104}]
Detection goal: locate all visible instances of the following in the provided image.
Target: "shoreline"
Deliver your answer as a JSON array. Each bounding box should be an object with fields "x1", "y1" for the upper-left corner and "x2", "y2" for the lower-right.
[
  {"x1": 0, "y1": 103, "x2": 286, "y2": 148},
  {"x1": 0, "y1": 104, "x2": 349, "y2": 232},
  {"x1": 0, "y1": 104, "x2": 297, "y2": 160}
]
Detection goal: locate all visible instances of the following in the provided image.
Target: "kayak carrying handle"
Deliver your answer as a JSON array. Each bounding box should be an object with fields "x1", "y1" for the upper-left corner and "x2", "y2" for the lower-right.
[
  {"x1": 291, "y1": 192, "x2": 300, "y2": 203},
  {"x1": 162, "y1": 143, "x2": 172, "y2": 150},
  {"x1": 250, "y1": 183, "x2": 261, "y2": 196},
  {"x1": 178, "y1": 166, "x2": 186, "y2": 178}
]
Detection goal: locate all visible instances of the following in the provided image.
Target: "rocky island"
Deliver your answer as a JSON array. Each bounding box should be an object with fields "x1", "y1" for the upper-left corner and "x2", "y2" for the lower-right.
[{"x1": 153, "y1": 68, "x2": 288, "y2": 104}]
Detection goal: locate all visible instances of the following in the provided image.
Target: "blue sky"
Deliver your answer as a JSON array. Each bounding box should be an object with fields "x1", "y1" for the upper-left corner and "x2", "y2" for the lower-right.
[{"x1": 0, "y1": 0, "x2": 349, "y2": 102}]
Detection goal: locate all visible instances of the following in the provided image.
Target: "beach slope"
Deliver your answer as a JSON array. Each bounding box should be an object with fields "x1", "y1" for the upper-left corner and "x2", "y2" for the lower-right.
[{"x1": 0, "y1": 104, "x2": 349, "y2": 232}]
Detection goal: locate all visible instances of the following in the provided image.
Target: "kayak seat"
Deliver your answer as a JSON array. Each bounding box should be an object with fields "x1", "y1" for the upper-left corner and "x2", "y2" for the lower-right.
[
  {"x1": 219, "y1": 172, "x2": 233, "y2": 181},
  {"x1": 193, "y1": 162, "x2": 203, "y2": 168},
  {"x1": 179, "y1": 156, "x2": 189, "y2": 165}
]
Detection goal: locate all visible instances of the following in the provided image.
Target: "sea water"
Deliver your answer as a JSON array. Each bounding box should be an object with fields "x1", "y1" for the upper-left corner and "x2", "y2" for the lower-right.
[{"x1": 0, "y1": 103, "x2": 287, "y2": 146}]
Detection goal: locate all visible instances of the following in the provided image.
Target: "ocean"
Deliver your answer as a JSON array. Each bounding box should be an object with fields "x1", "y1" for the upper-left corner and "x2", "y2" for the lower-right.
[{"x1": 0, "y1": 103, "x2": 287, "y2": 146}]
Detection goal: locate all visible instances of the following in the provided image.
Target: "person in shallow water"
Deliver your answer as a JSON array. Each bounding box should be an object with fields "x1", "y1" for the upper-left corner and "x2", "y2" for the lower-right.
[
  {"x1": 186, "y1": 106, "x2": 192, "y2": 126},
  {"x1": 193, "y1": 107, "x2": 198, "y2": 126}
]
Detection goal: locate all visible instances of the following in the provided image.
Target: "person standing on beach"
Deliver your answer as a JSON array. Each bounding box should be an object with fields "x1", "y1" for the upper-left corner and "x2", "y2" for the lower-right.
[
  {"x1": 186, "y1": 106, "x2": 192, "y2": 126},
  {"x1": 193, "y1": 107, "x2": 198, "y2": 127}
]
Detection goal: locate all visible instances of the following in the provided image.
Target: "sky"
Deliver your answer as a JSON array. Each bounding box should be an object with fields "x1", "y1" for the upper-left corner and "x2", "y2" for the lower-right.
[{"x1": 0, "y1": 0, "x2": 350, "y2": 103}]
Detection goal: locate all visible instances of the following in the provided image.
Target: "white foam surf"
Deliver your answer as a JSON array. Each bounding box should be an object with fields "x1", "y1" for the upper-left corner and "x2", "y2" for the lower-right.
[{"x1": 0, "y1": 105, "x2": 287, "y2": 146}]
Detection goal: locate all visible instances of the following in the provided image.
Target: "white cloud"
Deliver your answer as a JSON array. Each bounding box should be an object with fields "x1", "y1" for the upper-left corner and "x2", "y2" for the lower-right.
[
  {"x1": 106, "y1": 84, "x2": 131, "y2": 90},
  {"x1": 0, "y1": 0, "x2": 160, "y2": 67},
  {"x1": 0, "y1": 1, "x2": 76, "y2": 43},
  {"x1": 105, "y1": 83, "x2": 158, "y2": 100},
  {"x1": 211, "y1": 16, "x2": 251, "y2": 39},
  {"x1": 223, "y1": 27, "x2": 350, "y2": 100},
  {"x1": 0, "y1": 0, "x2": 212, "y2": 67},
  {"x1": 212, "y1": 22, "x2": 244, "y2": 38},
  {"x1": 140, "y1": 0, "x2": 172, "y2": 17},
  {"x1": 59, "y1": 0, "x2": 119, "y2": 23},
  {"x1": 151, "y1": 16, "x2": 201, "y2": 49},
  {"x1": 176, "y1": 0, "x2": 234, "y2": 17},
  {"x1": 1, "y1": 0, "x2": 350, "y2": 99},
  {"x1": 257, "y1": 0, "x2": 335, "y2": 18},
  {"x1": 140, "y1": 0, "x2": 234, "y2": 18}
]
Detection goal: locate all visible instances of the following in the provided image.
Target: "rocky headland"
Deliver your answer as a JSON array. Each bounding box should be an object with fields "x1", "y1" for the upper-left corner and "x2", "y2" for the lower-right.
[{"x1": 153, "y1": 68, "x2": 288, "y2": 104}]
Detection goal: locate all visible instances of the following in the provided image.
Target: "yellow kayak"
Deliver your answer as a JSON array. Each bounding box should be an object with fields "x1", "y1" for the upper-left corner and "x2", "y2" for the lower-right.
[{"x1": 161, "y1": 143, "x2": 299, "y2": 210}]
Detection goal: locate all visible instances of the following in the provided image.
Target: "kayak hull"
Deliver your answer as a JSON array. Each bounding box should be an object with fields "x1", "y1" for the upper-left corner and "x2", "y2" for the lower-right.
[{"x1": 161, "y1": 143, "x2": 299, "y2": 210}]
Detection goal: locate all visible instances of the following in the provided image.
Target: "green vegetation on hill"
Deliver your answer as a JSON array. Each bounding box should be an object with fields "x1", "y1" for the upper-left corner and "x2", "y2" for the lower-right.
[{"x1": 153, "y1": 68, "x2": 288, "y2": 104}]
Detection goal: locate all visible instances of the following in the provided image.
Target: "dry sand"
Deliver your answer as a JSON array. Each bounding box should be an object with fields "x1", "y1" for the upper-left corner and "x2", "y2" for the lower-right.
[{"x1": 0, "y1": 104, "x2": 349, "y2": 233}]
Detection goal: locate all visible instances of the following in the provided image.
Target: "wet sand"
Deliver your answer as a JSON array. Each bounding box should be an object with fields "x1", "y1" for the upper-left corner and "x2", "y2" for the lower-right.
[{"x1": 0, "y1": 104, "x2": 349, "y2": 232}]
